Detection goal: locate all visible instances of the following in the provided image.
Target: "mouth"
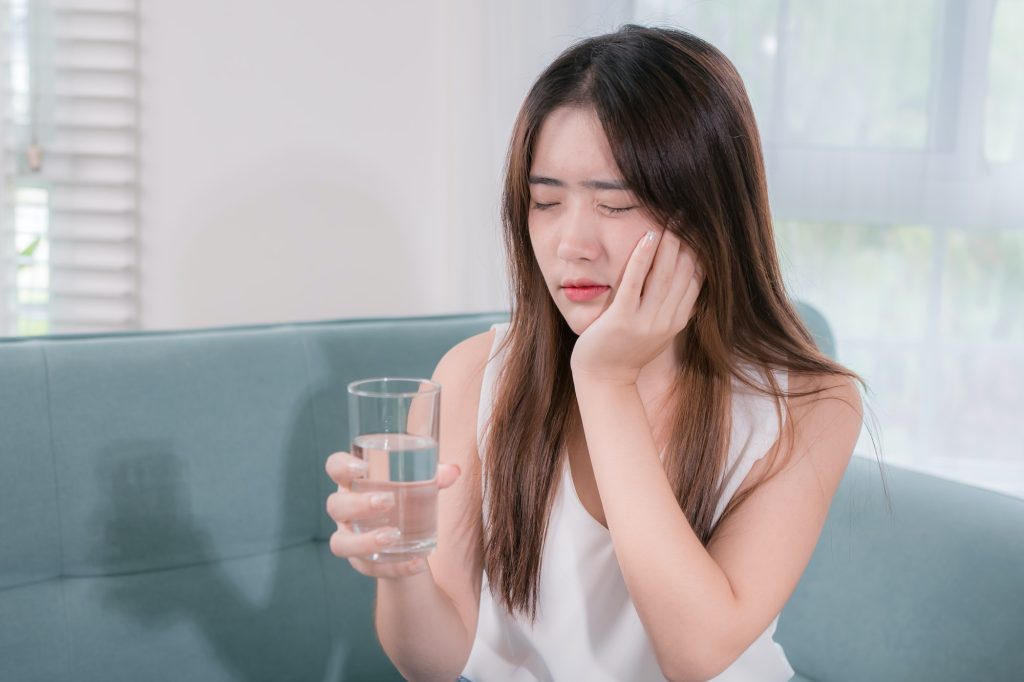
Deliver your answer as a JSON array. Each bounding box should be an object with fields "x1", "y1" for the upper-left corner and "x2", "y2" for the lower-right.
[{"x1": 561, "y1": 285, "x2": 610, "y2": 303}]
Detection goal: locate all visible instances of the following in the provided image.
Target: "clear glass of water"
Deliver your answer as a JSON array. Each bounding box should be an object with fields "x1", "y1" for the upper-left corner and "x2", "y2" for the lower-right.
[{"x1": 347, "y1": 377, "x2": 441, "y2": 562}]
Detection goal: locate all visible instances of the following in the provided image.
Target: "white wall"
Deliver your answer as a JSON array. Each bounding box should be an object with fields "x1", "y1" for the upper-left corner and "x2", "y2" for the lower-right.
[{"x1": 138, "y1": 0, "x2": 631, "y2": 330}]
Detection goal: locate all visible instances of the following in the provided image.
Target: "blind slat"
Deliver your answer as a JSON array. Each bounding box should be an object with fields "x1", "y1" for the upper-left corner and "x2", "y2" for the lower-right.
[
  {"x1": 47, "y1": 122, "x2": 136, "y2": 132},
  {"x1": 17, "y1": 289, "x2": 135, "y2": 302},
  {"x1": 52, "y1": 9, "x2": 136, "y2": 18},
  {"x1": 5, "y1": 179, "x2": 137, "y2": 191},
  {"x1": 10, "y1": 150, "x2": 133, "y2": 160},
  {"x1": 2, "y1": 91, "x2": 136, "y2": 103},
  {"x1": 6, "y1": 205, "x2": 135, "y2": 216},
  {"x1": 4, "y1": 230, "x2": 133, "y2": 246},
  {"x1": 12, "y1": 261, "x2": 134, "y2": 275}
]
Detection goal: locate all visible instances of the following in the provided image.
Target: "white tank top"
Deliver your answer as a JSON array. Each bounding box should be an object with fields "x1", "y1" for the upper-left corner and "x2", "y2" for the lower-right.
[{"x1": 461, "y1": 323, "x2": 795, "y2": 681}]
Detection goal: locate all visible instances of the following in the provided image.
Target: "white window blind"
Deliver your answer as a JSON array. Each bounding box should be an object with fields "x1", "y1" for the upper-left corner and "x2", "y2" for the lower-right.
[{"x1": 1, "y1": 0, "x2": 138, "y2": 336}]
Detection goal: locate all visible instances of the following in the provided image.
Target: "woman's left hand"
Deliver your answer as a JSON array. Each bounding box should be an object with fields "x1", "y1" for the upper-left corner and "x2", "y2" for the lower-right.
[{"x1": 570, "y1": 229, "x2": 704, "y2": 386}]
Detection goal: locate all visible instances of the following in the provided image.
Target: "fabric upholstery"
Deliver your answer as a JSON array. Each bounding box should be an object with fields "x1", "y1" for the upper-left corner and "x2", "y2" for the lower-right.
[
  {"x1": 776, "y1": 455, "x2": 1024, "y2": 681},
  {"x1": 0, "y1": 314, "x2": 504, "y2": 682},
  {"x1": 2, "y1": 308, "x2": 1020, "y2": 681}
]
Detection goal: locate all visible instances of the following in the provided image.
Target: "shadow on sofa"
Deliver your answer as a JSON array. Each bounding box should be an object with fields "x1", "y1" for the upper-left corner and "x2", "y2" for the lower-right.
[
  {"x1": 84, "y1": 375, "x2": 399, "y2": 681},
  {"x1": 92, "y1": 442, "x2": 322, "y2": 680}
]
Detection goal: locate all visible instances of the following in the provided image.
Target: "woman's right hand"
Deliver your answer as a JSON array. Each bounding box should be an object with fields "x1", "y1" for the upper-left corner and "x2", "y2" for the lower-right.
[{"x1": 324, "y1": 451, "x2": 461, "y2": 579}]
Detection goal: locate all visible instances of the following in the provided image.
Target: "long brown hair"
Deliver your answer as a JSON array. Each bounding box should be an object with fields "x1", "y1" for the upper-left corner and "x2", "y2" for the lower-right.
[{"x1": 482, "y1": 25, "x2": 862, "y2": 621}]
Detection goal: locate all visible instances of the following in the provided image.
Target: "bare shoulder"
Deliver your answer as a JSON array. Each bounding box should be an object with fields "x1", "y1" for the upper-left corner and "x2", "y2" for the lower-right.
[
  {"x1": 786, "y1": 371, "x2": 863, "y2": 436},
  {"x1": 780, "y1": 370, "x2": 863, "y2": 478},
  {"x1": 430, "y1": 326, "x2": 499, "y2": 470},
  {"x1": 433, "y1": 329, "x2": 498, "y2": 430},
  {"x1": 434, "y1": 328, "x2": 496, "y2": 386},
  {"x1": 788, "y1": 370, "x2": 862, "y2": 409},
  {"x1": 733, "y1": 370, "x2": 861, "y2": 499}
]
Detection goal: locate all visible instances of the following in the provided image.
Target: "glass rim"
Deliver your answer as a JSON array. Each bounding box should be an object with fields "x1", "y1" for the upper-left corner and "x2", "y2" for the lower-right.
[{"x1": 347, "y1": 377, "x2": 441, "y2": 398}]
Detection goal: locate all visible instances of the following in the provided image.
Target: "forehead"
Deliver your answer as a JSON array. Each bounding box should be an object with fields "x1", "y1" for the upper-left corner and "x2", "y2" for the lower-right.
[{"x1": 530, "y1": 106, "x2": 622, "y2": 180}]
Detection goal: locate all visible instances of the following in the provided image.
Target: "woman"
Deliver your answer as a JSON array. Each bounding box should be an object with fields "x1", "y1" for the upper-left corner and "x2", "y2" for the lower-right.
[{"x1": 326, "y1": 25, "x2": 862, "y2": 681}]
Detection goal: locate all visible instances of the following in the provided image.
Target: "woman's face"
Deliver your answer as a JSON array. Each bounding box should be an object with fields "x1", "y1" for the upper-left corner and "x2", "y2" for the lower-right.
[{"x1": 528, "y1": 106, "x2": 663, "y2": 335}]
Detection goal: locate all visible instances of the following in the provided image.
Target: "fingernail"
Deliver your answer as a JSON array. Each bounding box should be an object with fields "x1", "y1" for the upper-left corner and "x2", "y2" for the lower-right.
[
  {"x1": 348, "y1": 460, "x2": 368, "y2": 476},
  {"x1": 376, "y1": 528, "x2": 401, "y2": 545},
  {"x1": 370, "y1": 492, "x2": 394, "y2": 509},
  {"x1": 644, "y1": 230, "x2": 656, "y2": 245}
]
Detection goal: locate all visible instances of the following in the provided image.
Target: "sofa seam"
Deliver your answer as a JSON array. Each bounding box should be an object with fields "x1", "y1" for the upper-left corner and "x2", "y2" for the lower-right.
[
  {"x1": 45, "y1": 537, "x2": 316, "y2": 580},
  {"x1": 298, "y1": 330, "x2": 338, "y2": 667},
  {"x1": 40, "y1": 344, "x2": 75, "y2": 682},
  {"x1": 298, "y1": 331, "x2": 327, "y2": 539}
]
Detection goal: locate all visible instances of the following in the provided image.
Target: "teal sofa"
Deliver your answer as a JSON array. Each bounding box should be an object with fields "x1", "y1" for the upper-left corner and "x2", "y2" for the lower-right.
[{"x1": 1, "y1": 310, "x2": 1021, "y2": 681}]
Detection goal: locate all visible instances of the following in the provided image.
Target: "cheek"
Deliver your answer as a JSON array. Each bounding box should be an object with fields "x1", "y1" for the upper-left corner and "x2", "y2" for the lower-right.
[
  {"x1": 528, "y1": 229, "x2": 555, "y2": 274},
  {"x1": 611, "y1": 223, "x2": 664, "y2": 278}
]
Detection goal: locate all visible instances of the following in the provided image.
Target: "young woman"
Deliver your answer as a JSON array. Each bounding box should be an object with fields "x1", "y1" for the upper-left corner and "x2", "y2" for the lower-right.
[{"x1": 326, "y1": 25, "x2": 863, "y2": 681}]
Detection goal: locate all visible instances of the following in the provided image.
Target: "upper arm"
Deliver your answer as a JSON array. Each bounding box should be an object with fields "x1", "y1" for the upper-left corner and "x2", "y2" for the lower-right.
[
  {"x1": 425, "y1": 328, "x2": 494, "y2": 644},
  {"x1": 706, "y1": 372, "x2": 863, "y2": 660}
]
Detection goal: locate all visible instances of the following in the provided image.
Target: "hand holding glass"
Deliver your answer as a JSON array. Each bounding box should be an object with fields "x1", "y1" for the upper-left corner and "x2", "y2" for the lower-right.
[{"x1": 347, "y1": 377, "x2": 441, "y2": 562}]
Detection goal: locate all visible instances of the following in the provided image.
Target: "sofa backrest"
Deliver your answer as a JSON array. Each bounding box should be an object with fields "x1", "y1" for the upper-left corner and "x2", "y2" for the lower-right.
[
  {"x1": 0, "y1": 313, "x2": 504, "y2": 682},
  {"x1": 2, "y1": 309, "x2": 1020, "y2": 681}
]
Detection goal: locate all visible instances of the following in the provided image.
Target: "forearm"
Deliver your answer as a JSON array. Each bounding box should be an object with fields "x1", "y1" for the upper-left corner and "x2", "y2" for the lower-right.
[
  {"x1": 574, "y1": 378, "x2": 741, "y2": 678},
  {"x1": 375, "y1": 569, "x2": 473, "y2": 682}
]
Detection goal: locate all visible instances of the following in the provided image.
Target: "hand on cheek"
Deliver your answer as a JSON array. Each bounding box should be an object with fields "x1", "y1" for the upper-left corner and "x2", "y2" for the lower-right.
[{"x1": 569, "y1": 229, "x2": 704, "y2": 386}]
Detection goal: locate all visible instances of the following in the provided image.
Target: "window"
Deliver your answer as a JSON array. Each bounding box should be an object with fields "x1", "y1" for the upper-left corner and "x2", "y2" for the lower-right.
[
  {"x1": 1, "y1": 0, "x2": 139, "y2": 336},
  {"x1": 635, "y1": 0, "x2": 1024, "y2": 496}
]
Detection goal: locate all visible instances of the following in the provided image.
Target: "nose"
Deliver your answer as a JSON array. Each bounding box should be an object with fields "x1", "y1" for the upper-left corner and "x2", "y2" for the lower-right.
[{"x1": 556, "y1": 202, "x2": 601, "y2": 262}]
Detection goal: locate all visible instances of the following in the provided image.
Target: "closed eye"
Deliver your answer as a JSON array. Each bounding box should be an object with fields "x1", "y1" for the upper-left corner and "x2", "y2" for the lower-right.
[
  {"x1": 531, "y1": 201, "x2": 559, "y2": 210},
  {"x1": 602, "y1": 205, "x2": 636, "y2": 215}
]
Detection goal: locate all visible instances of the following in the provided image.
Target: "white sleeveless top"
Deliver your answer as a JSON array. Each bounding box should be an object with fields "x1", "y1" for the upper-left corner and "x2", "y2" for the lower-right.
[{"x1": 461, "y1": 323, "x2": 795, "y2": 681}]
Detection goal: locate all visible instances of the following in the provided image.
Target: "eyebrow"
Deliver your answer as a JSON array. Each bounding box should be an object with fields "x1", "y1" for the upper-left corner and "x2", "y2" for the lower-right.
[{"x1": 528, "y1": 175, "x2": 631, "y2": 191}]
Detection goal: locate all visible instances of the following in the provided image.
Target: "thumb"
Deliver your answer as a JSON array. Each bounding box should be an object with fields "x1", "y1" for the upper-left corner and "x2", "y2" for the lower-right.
[{"x1": 437, "y1": 463, "x2": 462, "y2": 489}]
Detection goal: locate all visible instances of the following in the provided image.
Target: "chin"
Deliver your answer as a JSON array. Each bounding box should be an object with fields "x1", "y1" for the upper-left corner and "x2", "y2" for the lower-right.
[
  {"x1": 558, "y1": 308, "x2": 597, "y2": 336},
  {"x1": 546, "y1": 288, "x2": 602, "y2": 336}
]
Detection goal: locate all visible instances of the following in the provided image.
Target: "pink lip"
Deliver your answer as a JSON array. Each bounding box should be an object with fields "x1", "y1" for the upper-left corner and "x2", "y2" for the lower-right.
[{"x1": 563, "y1": 285, "x2": 610, "y2": 302}]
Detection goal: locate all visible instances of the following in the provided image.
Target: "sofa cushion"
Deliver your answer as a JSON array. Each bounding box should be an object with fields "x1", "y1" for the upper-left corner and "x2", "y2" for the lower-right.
[{"x1": 777, "y1": 455, "x2": 1024, "y2": 681}]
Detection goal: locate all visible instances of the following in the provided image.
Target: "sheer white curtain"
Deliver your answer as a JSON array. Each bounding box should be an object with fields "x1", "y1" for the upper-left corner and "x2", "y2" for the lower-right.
[{"x1": 635, "y1": 0, "x2": 1024, "y2": 496}]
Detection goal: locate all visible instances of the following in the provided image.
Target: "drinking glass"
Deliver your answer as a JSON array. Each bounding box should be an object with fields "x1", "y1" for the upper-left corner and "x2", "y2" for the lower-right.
[{"x1": 347, "y1": 377, "x2": 441, "y2": 561}]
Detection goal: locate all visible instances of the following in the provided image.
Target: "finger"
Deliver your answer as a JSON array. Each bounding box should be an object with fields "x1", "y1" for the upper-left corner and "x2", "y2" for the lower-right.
[
  {"x1": 349, "y1": 555, "x2": 430, "y2": 579},
  {"x1": 325, "y1": 451, "x2": 368, "y2": 486},
  {"x1": 436, "y1": 463, "x2": 462, "y2": 490},
  {"x1": 656, "y1": 247, "x2": 698, "y2": 322},
  {"x1": 326, "y1": 489, "x2": 395, "y2": 524},
  {"x1": 638, "y1": 231, "x2": 682, "y2": 314},
  {"x1": 329, "y1": 524, "x2": 404, "y2": 558},
  {"x1": 612, "y1": 230, "x2": 660, "y2": 312}
]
